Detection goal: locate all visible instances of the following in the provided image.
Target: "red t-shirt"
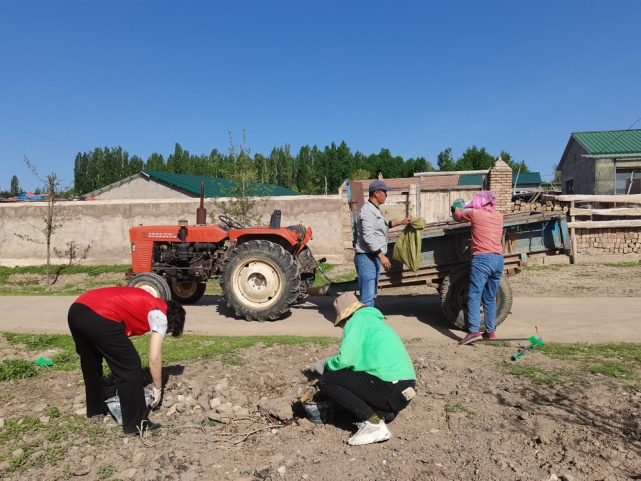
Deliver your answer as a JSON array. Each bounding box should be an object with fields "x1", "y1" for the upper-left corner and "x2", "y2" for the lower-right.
[
  {"x1": 74, "y1": 287, "x2": 167, "y2": 337},
  {"x1": 454, "y1": 209, "x2": 504, "y2": 256}
]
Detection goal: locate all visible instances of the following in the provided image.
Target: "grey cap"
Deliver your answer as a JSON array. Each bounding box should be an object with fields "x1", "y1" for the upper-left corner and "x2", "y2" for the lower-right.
[{"x1": 368, "y1": 179, "x2": 393, "y2": 194}]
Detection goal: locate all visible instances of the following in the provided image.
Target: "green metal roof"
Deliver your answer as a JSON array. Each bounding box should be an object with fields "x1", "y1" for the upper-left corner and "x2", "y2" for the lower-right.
[
  {"x1": 141, "y1": 170, "x2": 301, "y2": 197},
  {"x1": 572, "y1": 129, "x2": 641, "y2": 155},
  {"x1": 457, "y1": 172, "x2": 541, "y2": 186}
]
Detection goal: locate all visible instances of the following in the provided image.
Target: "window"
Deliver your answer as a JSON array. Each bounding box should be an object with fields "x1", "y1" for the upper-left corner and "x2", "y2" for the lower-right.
[
  {"x1": 616, "y1": 170, "x2": 640, "y2": 195},
  {"x1": 565, "y1": 179, "x2": 574, "y2": 194}
]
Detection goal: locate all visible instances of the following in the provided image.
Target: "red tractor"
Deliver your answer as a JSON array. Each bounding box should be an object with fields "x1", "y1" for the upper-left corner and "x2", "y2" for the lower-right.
[{"x1": 126, "y1": 186, "x2": 321, "y2": 322}]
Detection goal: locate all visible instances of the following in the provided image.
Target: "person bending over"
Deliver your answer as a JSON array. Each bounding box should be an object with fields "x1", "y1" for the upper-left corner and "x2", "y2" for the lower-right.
[
  {"x1": 311, "y1": 292, "x2": 416, "y2": 446},
  {"x1": 68, "y1": 287, "x2": 186, "y2": 435},
  {"x1": 452, "y1": 191, "x2": 504, "y2": 345}
]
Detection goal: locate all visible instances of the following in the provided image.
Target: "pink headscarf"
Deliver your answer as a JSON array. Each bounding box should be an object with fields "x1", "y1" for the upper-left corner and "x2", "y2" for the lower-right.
[{"x1": 465, "y1": 191, "x2": 496, "y2": 211}]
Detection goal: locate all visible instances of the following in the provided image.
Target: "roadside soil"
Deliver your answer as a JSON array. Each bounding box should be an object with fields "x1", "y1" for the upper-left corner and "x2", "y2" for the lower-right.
[
  {"x1": 3, "y1": 273, "x2": 127, "y2": 293},
  {"x1": 1, "y1": 336, "x2": 640, "y2": 481}
]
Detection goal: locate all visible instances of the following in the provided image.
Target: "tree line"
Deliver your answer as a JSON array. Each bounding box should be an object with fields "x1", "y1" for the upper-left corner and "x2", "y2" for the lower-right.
[{"x1": 70, "y1": 141, "x2": 529, "y2": 196}]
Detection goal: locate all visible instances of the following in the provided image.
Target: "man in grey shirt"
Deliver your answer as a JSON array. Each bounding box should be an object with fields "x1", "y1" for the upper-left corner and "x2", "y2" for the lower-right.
[{"x1": 354, "y1": 180, "x2": 412, "y2": 306}]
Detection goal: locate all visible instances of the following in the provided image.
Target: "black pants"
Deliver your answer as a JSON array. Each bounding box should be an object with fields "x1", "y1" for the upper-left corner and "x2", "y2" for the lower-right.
[
  {"x1": 318, "y1": 370, "x2": 415, "y2": 422},
  {"x1": 68, "y1": 303, "x2": 147, "y2": 433}
]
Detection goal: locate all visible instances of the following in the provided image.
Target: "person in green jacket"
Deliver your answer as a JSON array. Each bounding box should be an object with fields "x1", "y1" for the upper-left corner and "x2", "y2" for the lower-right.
[{"x1": 312, "y1": 291, "x2": 417, "y2": 446}]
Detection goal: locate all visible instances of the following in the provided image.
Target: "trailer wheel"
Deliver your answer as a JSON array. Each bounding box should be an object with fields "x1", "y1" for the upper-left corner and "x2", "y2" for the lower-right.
[
  {"x1": 220, "y1": 240, "x2": 301, "y2": 322},
  {"x1": 169, "y1": 281, "x2": 207, "y2": 304},
  {"x1": 439, "y1": 263, "x2": 513, "y2": 332},
  {"x1": 127, "y1": 273, "x2": 171, "y2": 301}
]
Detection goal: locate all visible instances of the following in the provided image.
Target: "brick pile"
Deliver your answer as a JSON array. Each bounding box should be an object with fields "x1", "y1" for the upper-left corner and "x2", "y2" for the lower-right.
[
  {"x1": 488, "y1": 158, "x2": 513, "y2": 213},
  {"x1": 575, "y1": 228, "x2": 641, "y2": 255},
  {"x1": 513, "y1": 200, "x2": 568, "y2": 213}
]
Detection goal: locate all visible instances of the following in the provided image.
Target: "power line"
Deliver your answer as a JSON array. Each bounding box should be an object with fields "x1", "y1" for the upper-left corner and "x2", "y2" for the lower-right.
[
  {"x1": 596, "y1": 116, "x2": 641, "y2": 153},
  {"x1": 0, "y1": 120, "x2": 85, "y2": 151}
]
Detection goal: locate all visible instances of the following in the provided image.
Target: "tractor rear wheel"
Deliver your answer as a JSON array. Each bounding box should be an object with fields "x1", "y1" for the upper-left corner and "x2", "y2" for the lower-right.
[
  {"x1": 439, "y1": 262, "x2": 513, "y2": 332},
  {"x1": 169, "y1": 281, "x2": 207, "y2": 304},
  {"x1": 127, "y1": 273, "x2": 171, "y2": 301},
  {"x1": 220, "y1": 240, "x2": 300, "y2": 322}
]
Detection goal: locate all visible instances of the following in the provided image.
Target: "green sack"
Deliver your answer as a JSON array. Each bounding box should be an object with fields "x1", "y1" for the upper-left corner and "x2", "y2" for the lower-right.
[{"x1": 392, "y1": 218, "x2": 427, "y2": 273}]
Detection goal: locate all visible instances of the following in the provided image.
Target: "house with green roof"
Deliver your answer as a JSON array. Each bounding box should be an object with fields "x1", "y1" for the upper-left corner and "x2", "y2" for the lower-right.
[
  {"x1": 86, "y1": 170, "x2": 301, "y2": 200},
  {"x1": 558, "y1": 130, "x2": 641, "y2": 195}
]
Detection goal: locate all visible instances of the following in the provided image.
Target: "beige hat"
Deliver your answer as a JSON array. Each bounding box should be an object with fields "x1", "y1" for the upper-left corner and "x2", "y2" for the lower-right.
[{"x1": 333, "y1": 292, "x2": 367, "y2": 327}]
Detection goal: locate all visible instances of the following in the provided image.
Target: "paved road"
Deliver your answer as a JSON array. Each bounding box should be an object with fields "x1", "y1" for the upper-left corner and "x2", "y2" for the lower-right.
[{"x1": 3, "y1": 295, "x2": 639, "y2": 343}]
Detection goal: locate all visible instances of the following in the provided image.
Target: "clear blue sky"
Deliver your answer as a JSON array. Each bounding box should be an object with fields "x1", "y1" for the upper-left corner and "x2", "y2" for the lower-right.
[{"x1": 2, "y1": 1, "x2": 640, "y2": 191}]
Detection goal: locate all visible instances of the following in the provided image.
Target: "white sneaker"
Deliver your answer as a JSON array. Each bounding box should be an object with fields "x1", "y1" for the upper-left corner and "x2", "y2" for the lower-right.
[{"x1": 347, "y1": 420, "x2": 391, "y2": 446}]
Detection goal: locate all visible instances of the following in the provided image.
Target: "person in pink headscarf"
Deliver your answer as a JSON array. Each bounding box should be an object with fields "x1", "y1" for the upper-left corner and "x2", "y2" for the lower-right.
[{"x1": 451, "y1": 191, "x2": 504, "y2": 345}]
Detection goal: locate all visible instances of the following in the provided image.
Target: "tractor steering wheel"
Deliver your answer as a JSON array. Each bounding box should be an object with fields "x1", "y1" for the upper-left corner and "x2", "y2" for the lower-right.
[{"x1": 219, "y1": 215, "x2": 245, "y2": 230}]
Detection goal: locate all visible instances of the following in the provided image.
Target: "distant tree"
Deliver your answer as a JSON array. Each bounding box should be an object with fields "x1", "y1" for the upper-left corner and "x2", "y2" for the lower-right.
[
  {"x1": 34, "y1": 187, "x2": 43, "y2": 195},
  {"x1": 455, "y1": 146, "x2": 495, "y2": 171},
  {"x1": 10, "y1": 175, "x2": 20, "y2": 195},
  {"x1": 350, "y1": 169, "x2": 371, "y2": 181},
  {"x1": 437, "y1": 148, "x2": 455, "y2": 171},
  {"x1": 499, "y1": 150, "x2": 529, "y2": 173}
]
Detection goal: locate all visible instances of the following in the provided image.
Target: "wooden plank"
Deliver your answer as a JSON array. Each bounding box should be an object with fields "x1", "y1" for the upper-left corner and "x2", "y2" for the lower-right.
[
  {"x1": 570, "y1": 200, "x2": 577, "y2": 264},
  {"x1": 555, "y1": 194, "x2": 641, "y2": 203},
  {"x1": 567, "y1": 220, "x2": 641, "y2": 228},
  {"x1": 570, "y1": 207, "x2": 641, "y2": 216}
]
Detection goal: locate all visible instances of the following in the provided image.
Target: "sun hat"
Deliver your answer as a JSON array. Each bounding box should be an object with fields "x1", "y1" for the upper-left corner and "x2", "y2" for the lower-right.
[
  {"x1": 333, "y1": 292, "x2": 367, "y2": 327},
  {"x1": 368, "y1": 179, "x2": 393, "y2": 194}
]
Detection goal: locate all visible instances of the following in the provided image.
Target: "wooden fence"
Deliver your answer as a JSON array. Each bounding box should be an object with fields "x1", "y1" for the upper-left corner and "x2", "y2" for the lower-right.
[{"x1": 556, "y1": 194, "x2": 641, "y2": 261}]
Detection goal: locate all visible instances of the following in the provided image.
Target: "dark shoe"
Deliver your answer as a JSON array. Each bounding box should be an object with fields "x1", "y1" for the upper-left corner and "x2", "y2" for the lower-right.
[
  {"x1": 126, "y1": 420, "x2": 162, "y2": 436},
  {"x1": 374, "y1": 411, "x2": 397, "y2": 423},
  {"x1": 482, "y1": 332, "x2": 496, "y2": 340},
  {"x1": 459, "y1": 332, "x2": 482, "y2": 345}
]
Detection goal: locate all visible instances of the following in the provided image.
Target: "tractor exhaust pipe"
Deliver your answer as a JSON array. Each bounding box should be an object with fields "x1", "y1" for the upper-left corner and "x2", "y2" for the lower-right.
[{"x1": 196, "y1": 181, "x2": 207, "y2": 225}]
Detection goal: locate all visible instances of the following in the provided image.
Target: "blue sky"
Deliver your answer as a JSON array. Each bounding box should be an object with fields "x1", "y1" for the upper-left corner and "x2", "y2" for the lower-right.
[{"x1": 1, "y1": 1, "x2": 640, "y2": 191}]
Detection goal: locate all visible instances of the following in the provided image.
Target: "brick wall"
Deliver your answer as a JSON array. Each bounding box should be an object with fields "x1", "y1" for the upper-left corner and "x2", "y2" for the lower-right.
[
  {"x1": 488, "y1": 158, "x2": 513, "y2": 213},
  {"x1": 575, "y1": 228, "x2": 641, "y2": 255}
]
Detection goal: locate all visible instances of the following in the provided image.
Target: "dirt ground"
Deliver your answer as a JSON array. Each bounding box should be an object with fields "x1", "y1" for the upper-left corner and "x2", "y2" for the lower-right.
[
  {"x1": 3, "y1": 272, "x2": 126, "y2": 293},
  {"x1": 1, "y1": 335, "x2": 640, "y2": 481},
  {"x1": 370, "y1": 263, "x2": 641, "y2": 298}
]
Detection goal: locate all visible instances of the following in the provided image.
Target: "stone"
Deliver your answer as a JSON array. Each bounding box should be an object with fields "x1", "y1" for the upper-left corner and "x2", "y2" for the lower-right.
[
  {"x1": 214, "y1": 379, "x2": 229, "y2": 391},
  {"x1": 258, "y1": 398, "x2": 293, "y2": 421},
  {"x1": 231, "y1": 390, "x2": 248, "y2": 406},
  {"x1": 75, "y1": 408, "x2": 86, "y2": 416},
  {"x1": 216, "y1": 404, "x2": 232, "y2": 414},
  {"x1": 197, "y1": 393, "x2": 211, "y2": 411},
  {"x1": 297, "y1": 418, "x2": 315, "y2": 431},
  {"x1": 16, "y1": 418, "x2": 24, "y2": 426},
  {"x1": 520, "y1": 412, "x2": 530, "y2": 420},
  {"x1": 72, "y1": 463, "x2": 91, "y2": 476},
  {"x1": 144, "y1": 469, "x2": 160, "y2": 480},
  {"x1": 33, "y1": 403, "x2": 48, "y2": 413},
  {"x1": 133, "y1": 452, "x2": 145, "y2": 465},
  {"x1": 277, "y1": 466, "x2": 286, "y2": 476},
  {"x1": 0, "y1": 418, "x2": 4, "y2": 428},
  {"x1": 81, "y1": 455, "x2": 95, "y2": 466},
  {"x1": 39, "y1": 416, "x2": 50, "y2": 424},
  {"x1": 73, "y1": 394, "x2": 86, "y2": 404},
  {"x1": 177, "y1": 395, "x2": 185, "y2": 403},
  {"x1": 163, "y1": 397, "x2": 175, "y2": 408},
  {"x1": 175, "y1": 403, "x2": 185, "y2": 413},
  {"x1": 562, "y1": 475, "x2": 575, "y2": 481},
  {"x1": 234, "y1": 407, "x2": 249, "y2": 416},
  {"x1": 210, "y1": 398, "x2": 221, "y2": 409},
  {"x1": 29, "y1": 450, "x2": 46, "y2": 461},
  {"x1": 254, "y1": 465, "x2": 271, "y2": 479},
  {"x1": 207, "y1": 412, "x2": 230, "y2": 424},
  {"x1": 0, "y1": 460, "x2": 10, "y2": 473},
  {"x1": 167, "y1": 404, "x2": 177, "y2": 416},
  {"x1": 11, "y1": 448, "x2": 23, "y2": 459},
  {"x1": 119, "y1": 468, "x2": 138, "y2": 479}
]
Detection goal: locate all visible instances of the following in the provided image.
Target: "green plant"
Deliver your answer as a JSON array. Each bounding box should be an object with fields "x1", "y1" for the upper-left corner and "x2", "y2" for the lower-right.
[
  {"x1": 0, "y1": 359, "x2": 39, "y2": 381},
  {"x1": 445, "y1": 403, "x2": 477, "y2": 418},
  {"x1": 221, "y1": 352, "x2": 243, "y2": 366},
  {"x1": 171, "y1": 428, "x2": 181, "y2": 434},
  {"x1": 206, "y1": 419, "x2": 218, "y2": 427},
  {"x1": 96, "y1": 463, "x2": 116, "y2": 479},
  {"x1": 603, "y1": 261, "x2": 641, "y2": 267},
  {"x1": 48, "y1": 407, "x2": 60, "y2": 418}
]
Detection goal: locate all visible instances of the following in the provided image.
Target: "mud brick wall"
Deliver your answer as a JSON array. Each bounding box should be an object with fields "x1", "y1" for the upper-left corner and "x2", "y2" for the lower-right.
[
  {"x1": 513, "y1": 199, "x2": 569, "y2": 213},
  {"x1": 576, "y1": 228, "x2": 641, "y2": 255}
]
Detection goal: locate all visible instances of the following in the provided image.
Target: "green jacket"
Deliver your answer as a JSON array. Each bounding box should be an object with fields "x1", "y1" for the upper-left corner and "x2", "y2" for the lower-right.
[
  {"x1": 392, "y1": 217, "x2": 427, "y2": 273},
  {"x1": 326, "y1": 307, "x2": 417, "y2": 382}
]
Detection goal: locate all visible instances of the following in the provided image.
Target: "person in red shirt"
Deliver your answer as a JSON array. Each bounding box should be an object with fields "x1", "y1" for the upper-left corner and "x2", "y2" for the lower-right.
[
  {"x1": 68, "y1": 287, "x2": 186, "y2": 435},
  {"x1": 452, "y1": 191, "x2": 504, "y2": 345}
]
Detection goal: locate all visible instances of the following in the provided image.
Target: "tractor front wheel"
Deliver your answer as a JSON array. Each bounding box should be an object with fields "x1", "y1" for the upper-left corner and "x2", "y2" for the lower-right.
[
  {"x1": 169, "y1": 281, "x2": 207, "y2": 304},
  {"x1": 220, "y1": 240, "x2": 300, "y2": 322},
  {"x1": 127, "y1": 273, "x2": 171, "y2": 301}
]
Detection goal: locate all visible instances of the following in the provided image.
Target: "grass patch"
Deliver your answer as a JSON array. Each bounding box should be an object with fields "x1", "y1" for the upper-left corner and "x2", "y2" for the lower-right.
[
  {"x1": 520, "y1": 265, "x2": 551, "y2": 271},
  {"x1": 445, "y1": 403, "x2": 478, "y2": 418},
  {"x1": 603, "y1": 261, "x2": 641, "y2": 267},
  {"x1": 582, "y1": 361, "x2": 635, "y2": 379},
  {"x1": 1, "y1": 333, "x2": 339, "y2": 379},
  {"x1": 96, "y1": 463, "x2": 116, "y2": 479},
  {"x1": 0, "y1": 360, "x2": 39, "y2": 381}
]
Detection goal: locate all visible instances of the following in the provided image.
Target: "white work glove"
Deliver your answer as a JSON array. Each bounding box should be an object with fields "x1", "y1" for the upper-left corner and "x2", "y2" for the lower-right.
[
  {"x1": 311, "y1": 359, "x2": 327, "y2": 377},
  {"x1": 150, "y1": 387, "x2": 162, "y2": 408}
]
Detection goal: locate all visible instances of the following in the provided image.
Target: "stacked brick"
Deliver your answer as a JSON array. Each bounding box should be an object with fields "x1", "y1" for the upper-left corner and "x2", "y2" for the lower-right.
[
  {"x1": 341, "y1": 190, "x2": 355, "y2": 262},
  {"x1": 488, "y1": 158, "x2": 513, "y2": 213},
  {"x1": 575, "y1": 228, "x2": 641, "y2": 255},
  {"x1": 513, "y1": 200, "x2": 569, "y2": 213}
]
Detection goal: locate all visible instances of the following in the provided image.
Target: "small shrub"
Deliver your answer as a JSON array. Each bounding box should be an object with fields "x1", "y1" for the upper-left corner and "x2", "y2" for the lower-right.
[{"x1": 48, "y1": 407, "x2": 60, "y2": 418}]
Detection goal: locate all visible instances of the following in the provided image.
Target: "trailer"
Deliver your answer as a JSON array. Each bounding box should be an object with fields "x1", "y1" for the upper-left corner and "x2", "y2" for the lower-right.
[{"x1": 309, "y1": 181, "x2": 572, "y2": 331}]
